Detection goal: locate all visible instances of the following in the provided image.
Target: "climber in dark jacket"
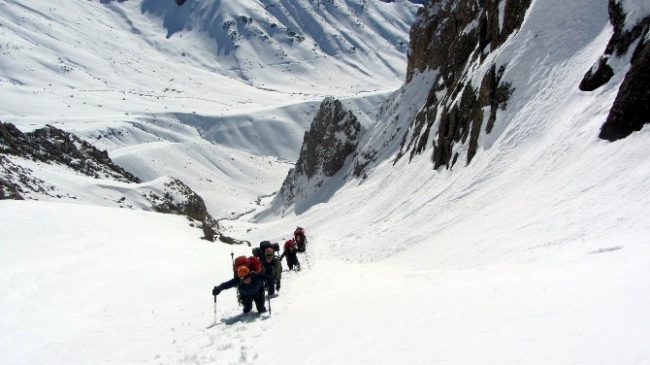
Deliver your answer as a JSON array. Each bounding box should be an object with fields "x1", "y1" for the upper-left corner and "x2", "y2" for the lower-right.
[
  {"x1": 280, "y1": 239, "x2": 301, "y2": 271},
  {"x1": 261, "y1": 247, "x2": 282, "y2": 295},
  {"x1": 212, "y1": 265, "x2": 275, "y2": 314},
  {"x1": 294, "y1": 227, "x2": 307, "y2": 252}
]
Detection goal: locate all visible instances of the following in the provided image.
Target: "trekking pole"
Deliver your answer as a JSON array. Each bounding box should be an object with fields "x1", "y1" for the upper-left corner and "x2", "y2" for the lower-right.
[
  {"x1": 267, "y1": 285, "x2": 272, "y2": 315},
  {"x1": 213, "y1": 295, "x2": 217, "y2": 322},
  {"x1": 231, "y1": 252, "x2": 239, "y2": 303},
  {"x1": 206, "y1": 294, "x2": 218, "y2": 329}
]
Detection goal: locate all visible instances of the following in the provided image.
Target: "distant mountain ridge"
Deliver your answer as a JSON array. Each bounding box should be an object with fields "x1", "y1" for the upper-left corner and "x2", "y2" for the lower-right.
[{"x1": 144, "y1": 0, "x2": 420, "y2": 88}]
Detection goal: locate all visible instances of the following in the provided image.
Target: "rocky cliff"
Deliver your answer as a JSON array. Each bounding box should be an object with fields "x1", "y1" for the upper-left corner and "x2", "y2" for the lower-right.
[
  {"x1": 580, "y1": 0, "x2": 650, "y2": 141},
  {"x1": 275, "y1": 97, "x2": 362, "y2": 214},
  {"x1": 398, "y1": 0, "x2": 530, "y2": 169},
  {"x1": 354, "y1": 0, "x2": 649, "y2": 176}
]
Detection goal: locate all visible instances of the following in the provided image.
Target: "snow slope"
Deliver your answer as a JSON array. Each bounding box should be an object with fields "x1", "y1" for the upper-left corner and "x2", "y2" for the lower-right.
[{"x1": 1, "y1": 0, "x2": 650, "y2": 364}]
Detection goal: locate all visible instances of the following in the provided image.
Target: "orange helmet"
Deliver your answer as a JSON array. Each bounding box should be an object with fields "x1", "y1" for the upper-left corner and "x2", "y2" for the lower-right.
[{"x1": 237, "y1": 265, "x2": 250, "y2": 278}]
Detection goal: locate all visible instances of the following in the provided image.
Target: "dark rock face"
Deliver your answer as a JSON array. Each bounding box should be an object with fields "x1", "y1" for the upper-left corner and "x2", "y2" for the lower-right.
[
  {"x1": 298, "y1": 98, "x2": 361, "y2": 180},
  {"x1": 579, "y1": 57, "x2": 615, "y2": 92},
  {"x1": 579, "y1": 0, "x2": 650, "y2": 141},
  {"x1": 599, "y1": 37, "x2": 650, "y2": 141},
  {"x1": 407, "y1": 0, "x2": 531, "y2": 82},
  {"x1": 399, "y1": 0, "x2": 525, "y2": 170},
  {"x1": 278, "y1": 97, "x2": 362, "y2": 210}
]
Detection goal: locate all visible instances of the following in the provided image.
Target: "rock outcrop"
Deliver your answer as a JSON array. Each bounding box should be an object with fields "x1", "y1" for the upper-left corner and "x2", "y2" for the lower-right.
[
  {"x1": 144, "y1": 177, "x2": 220, "y2": 241},
  {"x1": 396, "y1": 0, "x2": 528, "y2": 170},
  {"x1": 276, "y1": 97, "x2": 362, "y2": 213},
  {"x1": 579, "y1": 0, "x2": 650, "y2": 141}
]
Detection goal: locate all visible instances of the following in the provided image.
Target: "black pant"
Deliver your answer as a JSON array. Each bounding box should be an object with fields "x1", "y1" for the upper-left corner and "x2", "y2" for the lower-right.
[
  {"x1": 287, "y1": 254, "x2": 301, "y2": 270},
  {"x1": 242, "y1": 287, "x2": 266, "y2": 313},
  {"x1": 266, "y1": 280, "x2": 279, "y2": 295}
]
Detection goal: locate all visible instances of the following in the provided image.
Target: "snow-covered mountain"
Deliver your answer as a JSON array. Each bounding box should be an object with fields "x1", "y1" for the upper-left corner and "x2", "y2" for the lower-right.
[
  {"x1": 1, "y1": 0, "x2": 650, "y2": 364},
  {"x1": 0, "y1": 0, "x2": 420, "y2": 221},
  {"x1": 265, "y1": 0, "x2": 650, "y2": 215},
  {"x1": 143, "y1": 0, "x2": 415, "y2": 90}
]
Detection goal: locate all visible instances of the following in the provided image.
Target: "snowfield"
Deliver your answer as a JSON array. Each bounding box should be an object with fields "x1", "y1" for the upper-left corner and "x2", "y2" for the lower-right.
[{"x1": 1, "y1": 0, "x2": 650, "y2": 364}]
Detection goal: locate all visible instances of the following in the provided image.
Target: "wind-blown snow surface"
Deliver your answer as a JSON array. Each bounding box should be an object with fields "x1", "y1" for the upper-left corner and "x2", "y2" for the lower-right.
[{"x1": 2, "y1": 0, "x2": 650, "y2": 365}]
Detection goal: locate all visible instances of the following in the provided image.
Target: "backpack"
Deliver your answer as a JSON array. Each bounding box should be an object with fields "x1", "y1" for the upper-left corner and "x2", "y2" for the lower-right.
[
  {"x1": 248, "y1": 256, "x2": 261, "y2": 273},
  {"x1": 294, "y1": 227, "x2": 307, "y2": 252},
  {"x1": 252, "y1": 240, "x2": 280, "y2": 258},
  {"x1": 231, "y1": 255, "x2": 261, "y2": 304},
  {"x1": 233, "y1": 255, "x2": 261, "y2": 273},
  {"x1": 284, "y1": 239, "x2": 295, "y2": 250}
]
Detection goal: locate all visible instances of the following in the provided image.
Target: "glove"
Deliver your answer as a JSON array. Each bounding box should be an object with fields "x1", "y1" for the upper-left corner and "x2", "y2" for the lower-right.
[
  {"x1": 212, "y1": 286, "x2": 221, "y2": 296},
  {"x1": 275, "y1": 280, "x2": 281, "y2": 292}
]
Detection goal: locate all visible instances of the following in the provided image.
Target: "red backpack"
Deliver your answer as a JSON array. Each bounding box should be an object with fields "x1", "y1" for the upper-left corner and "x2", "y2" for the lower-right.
[
  {"x1": 233, "y1": 255, "x2": 261, "y2": 273},
  {"x1": 248, "y1": 256, "x2": 261, "y2": 273},
  {"x1": 284, "y1": 239, "x2": 295, "y2": 250}
]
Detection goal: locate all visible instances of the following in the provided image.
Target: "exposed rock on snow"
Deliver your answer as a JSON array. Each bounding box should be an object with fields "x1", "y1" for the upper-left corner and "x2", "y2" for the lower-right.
[{"x1": 276, "y1": 97, "x2": 362, "y2": 213}]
